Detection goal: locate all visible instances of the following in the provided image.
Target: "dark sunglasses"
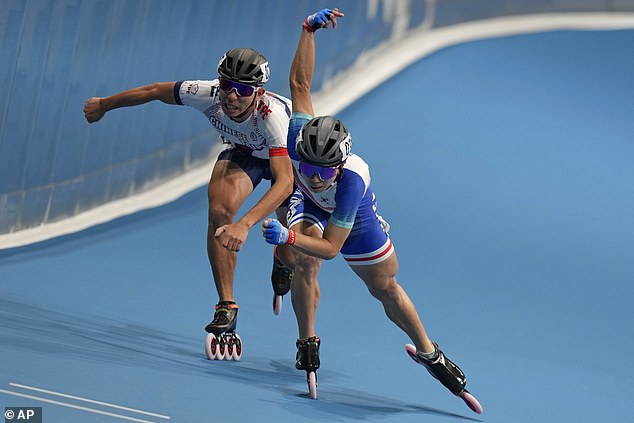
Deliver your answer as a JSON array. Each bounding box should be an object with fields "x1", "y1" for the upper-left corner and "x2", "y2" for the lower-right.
[
  {"x1": 299, "y1": 161, "x2": 338, "y2": 181},
  {"x1": 218, "y1": 78, "x2": 258, "y2": 97}
]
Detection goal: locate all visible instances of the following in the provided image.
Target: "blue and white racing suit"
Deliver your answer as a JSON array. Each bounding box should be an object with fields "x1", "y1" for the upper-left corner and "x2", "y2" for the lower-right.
[{"x1": 287, "y1": 113, "x2": 393, "y2": 266}]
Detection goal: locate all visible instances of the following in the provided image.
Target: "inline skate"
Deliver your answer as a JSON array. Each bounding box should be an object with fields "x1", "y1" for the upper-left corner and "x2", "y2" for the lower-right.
[
  {"x1": 296, "y1": 336, "x2": 320, "y2": 399},
  {"x1": 271, "y1": 246, "x2": 293, "y2": 315},
  {"x1": 205, "y1": 301, "x2": 242, "y2": 361},
  {"x1": 405, "y1": 342, "x2": 482, "y2": 414}
]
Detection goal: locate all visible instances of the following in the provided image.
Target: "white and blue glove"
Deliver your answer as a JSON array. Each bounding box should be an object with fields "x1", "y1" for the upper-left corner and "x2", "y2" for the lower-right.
[
  {"x1": 303, "y1": 8, "x2": 334, "y2": 32},
  {"x1": 263, "y1": 219, "x2": 296, "y2": 245}
]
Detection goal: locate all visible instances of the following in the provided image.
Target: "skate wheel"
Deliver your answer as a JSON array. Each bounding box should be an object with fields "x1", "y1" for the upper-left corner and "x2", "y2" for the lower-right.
[
  {"x1": 459, "y1": 391, "x2": 483, "y2": 414},
  {"x1": 230, "y1": 333, "x2": 242, "y2": 361},
  {"x1": 221, "y1": 335, "x2": 233, "y2": 361},
  {"x1": 405, "y1": 344, "x2": 438, "y2": 380},
  {"x1": 273, "y1": 294, "x2": 282, "y2": 315},
  {"x1": 405, "y1": 344, "x2": 420, "y2": 364},
  {"x1": 307, "y1": 371, "x2": 317, "y2": 400},
  {"x1": 216, "y1": 335, "x2": 229, "y2": 360},
  {"x1": 205, "y1": 333, "x2": 219, "y2": 360}
]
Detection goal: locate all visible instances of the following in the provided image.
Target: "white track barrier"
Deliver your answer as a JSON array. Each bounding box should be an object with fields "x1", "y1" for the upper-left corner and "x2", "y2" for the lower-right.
[{"x1": 2, "y1": 12, "x2": 634, "y2": 250}]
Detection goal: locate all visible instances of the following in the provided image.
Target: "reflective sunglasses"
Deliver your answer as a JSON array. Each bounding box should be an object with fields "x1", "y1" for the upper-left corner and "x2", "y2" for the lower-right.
[
  {"x1": 299, "y1": 161, "x2": 338, "y2": 181},
  {"x1": 218, "y1": 78, "x2": 258, "y2": 97}
]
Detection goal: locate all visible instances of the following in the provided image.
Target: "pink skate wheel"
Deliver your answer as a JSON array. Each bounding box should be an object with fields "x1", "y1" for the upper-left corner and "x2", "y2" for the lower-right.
[
  {"x1": 231, "y1": 333, "x2": 242, "y2": 361},
  {"x1": 273, "y1": 294, "x2": 282, "y2": 315},
  {"x1": 222, "y1": 335, "x2": 233, "y2": 361},
  {"x1": 205, "y1": 333, "x2": 218, "y2": 360},
  {"x1": 215, "y1": 335, "x2": 227, "y2": 360},
  {"x1": 405, "y1": 344, "x2": 421, "y2": 363},
  {"x1": 460, "y1": 391, "x2": 483, "y2": 414},
  {"x1": 307, "y1": 371, "x2": 317, "y2": 399}
]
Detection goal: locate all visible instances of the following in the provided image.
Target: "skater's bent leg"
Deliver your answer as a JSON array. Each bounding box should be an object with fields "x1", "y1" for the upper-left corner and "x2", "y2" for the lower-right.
[
  {"x1": 290, "y1": 225, "x2": 323, "y2": 339},
  {"x1": 207, "y1": 160, "x2": 254, "y2": 302},
  {"x1": 350, "y1": 253, "x2": 435, "y2": 354}
]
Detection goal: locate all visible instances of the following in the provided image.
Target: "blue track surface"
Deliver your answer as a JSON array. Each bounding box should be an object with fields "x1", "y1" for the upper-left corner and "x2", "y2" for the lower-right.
[{"x1": 1, "y1": 29, "x2": 633, "y2": 423}]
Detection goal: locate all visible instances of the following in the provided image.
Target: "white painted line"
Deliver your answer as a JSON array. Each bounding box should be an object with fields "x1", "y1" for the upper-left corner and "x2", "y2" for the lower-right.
[
  {"x1": 0, "y1": 389, "x2": 159, "y2": 423},
  {"x1": 8, "y1": 383, "x2": 170, "y2": 420}
]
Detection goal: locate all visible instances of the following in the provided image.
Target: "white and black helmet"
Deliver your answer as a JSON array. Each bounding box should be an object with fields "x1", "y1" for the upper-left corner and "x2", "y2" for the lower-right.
[
  {"x1": 297, "y1": 116, "x2": 352, "y2": 167},
  {"x1": 217, "y1": 47, "x2": 270, "y2": 86}
]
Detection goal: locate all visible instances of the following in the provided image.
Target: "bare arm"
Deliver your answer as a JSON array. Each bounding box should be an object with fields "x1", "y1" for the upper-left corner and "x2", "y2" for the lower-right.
[
  {"x1": 291, "y1": 221, "x2": 350, "y2": 260},
  {"x1": 237, "y1": 154, "x2": 294, "y2": 229},
  {"x1": 215, "y1": 154, "x2": 294, "y2": 251},
  {"x1": 289, "y1": 8, "x2": 344, "y2": 116},
  {"x1": 289, "y1": 29, "x2": 316, "y2": 116},
  {"x1": 83, "y1": 81, "x2": 177, "y2": 123}
]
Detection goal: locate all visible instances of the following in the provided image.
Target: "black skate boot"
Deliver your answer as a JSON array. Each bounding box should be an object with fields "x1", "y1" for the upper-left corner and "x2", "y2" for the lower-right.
[
  {"x1": 271, "y1": 246, "x2": 293, "y2": 315},
  {"x1": 405, "y1": 342, "x2": 482, "y2": 414},
  {"x1": 204, "y1": 301, "x2": 242, "y2": 361},
  {"x1": 296, "y1": 336, "x2": 321, "y2": 371},
  {"x1": 296, "y1": 336, "x2": 320, "y2": 399},
  {"x1": 205, "y1": 301, "x2": 238, "y2": 335},
  {"x1": 272, "y1": 247, "x2": 293, "y2": 296},
  {"x1": 411, "y1": 342, "x2": 466, "y2": 394}
]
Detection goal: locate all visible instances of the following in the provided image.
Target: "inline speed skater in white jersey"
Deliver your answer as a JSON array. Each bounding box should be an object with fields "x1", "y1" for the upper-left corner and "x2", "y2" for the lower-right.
[
  {"x1": 261, "y1": 7, "x2": 482, "y2": 413},
  {"x1": 84, "y1": 47, "x2": 296, "y2": 361}
]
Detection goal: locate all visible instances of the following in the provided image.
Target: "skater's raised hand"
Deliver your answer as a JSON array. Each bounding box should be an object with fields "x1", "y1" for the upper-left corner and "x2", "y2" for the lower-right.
[
  {"x1": 83, "y1": 97, "x2": 107, "y2": 123},
  {"x1": 262, "y1": 219, "x2": 296, "y2": 245},
  {"x1": 303, "y1": 8, "x2": 344, "y2": 32}
]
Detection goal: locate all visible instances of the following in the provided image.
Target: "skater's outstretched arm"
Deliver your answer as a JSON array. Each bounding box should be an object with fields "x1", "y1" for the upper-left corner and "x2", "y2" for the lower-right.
[
  {"x1": 83, "y1": 82, "x2": 177, "y2": 123},
  {"x1": 289, "y1": 8, "x2": 344, "y2": 116}
]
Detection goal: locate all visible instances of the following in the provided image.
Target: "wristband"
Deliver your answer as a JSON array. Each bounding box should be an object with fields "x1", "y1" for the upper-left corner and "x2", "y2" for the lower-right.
[
  {"x1": 303, "y1": 19, "x2": 316, "y2": 32},
  {"x1": 287, "y1": 229, "x2": 296, "y2": 245}
]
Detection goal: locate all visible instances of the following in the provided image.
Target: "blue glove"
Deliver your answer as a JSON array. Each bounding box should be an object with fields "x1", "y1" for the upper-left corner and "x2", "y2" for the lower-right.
[
  {"x1": 304, "y1": 8, "x2": 334, "y2": 32},
  {"x1": 263, "y1": 219, "x2": 291, "y2": 245}
]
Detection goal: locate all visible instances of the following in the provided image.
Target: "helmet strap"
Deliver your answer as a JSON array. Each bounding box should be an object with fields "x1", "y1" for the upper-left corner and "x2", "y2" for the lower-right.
[
  {"x1": 324, "y1": 165, "x2": 344, "y2": 190},
  {"x1": 335, "y1": 164, "x2": 344, "y2": 181}
]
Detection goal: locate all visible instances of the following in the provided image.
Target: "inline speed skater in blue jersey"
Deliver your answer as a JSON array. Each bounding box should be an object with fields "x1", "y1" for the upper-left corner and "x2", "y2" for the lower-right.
[{"x1": 261, "y1": 7, "x2": 482, "y2": 413}]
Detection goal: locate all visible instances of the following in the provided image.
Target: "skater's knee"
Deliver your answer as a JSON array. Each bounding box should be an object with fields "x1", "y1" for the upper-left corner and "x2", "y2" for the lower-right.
[
  {"x1": 293, "y1": 252, "x2": 322, "y2": 278},
  {"x1": 276, "y1": 244, "x2": 296, "y2": 268},
  {"x1": 208, "y1": 203, "x2": 237, "y2": 228},
  {"x1": 367, "y1": 276, "x2": 398, "y2": 301}
]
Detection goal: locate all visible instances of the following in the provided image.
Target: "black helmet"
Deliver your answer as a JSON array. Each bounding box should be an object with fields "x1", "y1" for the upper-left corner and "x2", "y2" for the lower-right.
[
  {"x1": 296, "y1": 116, "x2": 352, "y2": 167},
  {"x1": 217, "y1": 48, "x2": 270, "y2": 86}
]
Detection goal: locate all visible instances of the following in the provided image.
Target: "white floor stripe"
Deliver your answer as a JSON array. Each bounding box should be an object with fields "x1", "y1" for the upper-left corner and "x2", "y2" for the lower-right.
[
  {"x1": 0, "y1": 389, "x2": 160, "y2": 423},
  {"x1": 8, "y1": 383, "x2": 170, "y2": 419}
]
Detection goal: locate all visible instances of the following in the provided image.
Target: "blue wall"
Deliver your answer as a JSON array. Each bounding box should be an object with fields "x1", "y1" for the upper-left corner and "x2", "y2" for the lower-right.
[
  {"x1": 0, "y1": 0, "x2": 631, "y2": 236},
  {"x1": 0, "y1": 0, "x2": 406, "y2": 234}
]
